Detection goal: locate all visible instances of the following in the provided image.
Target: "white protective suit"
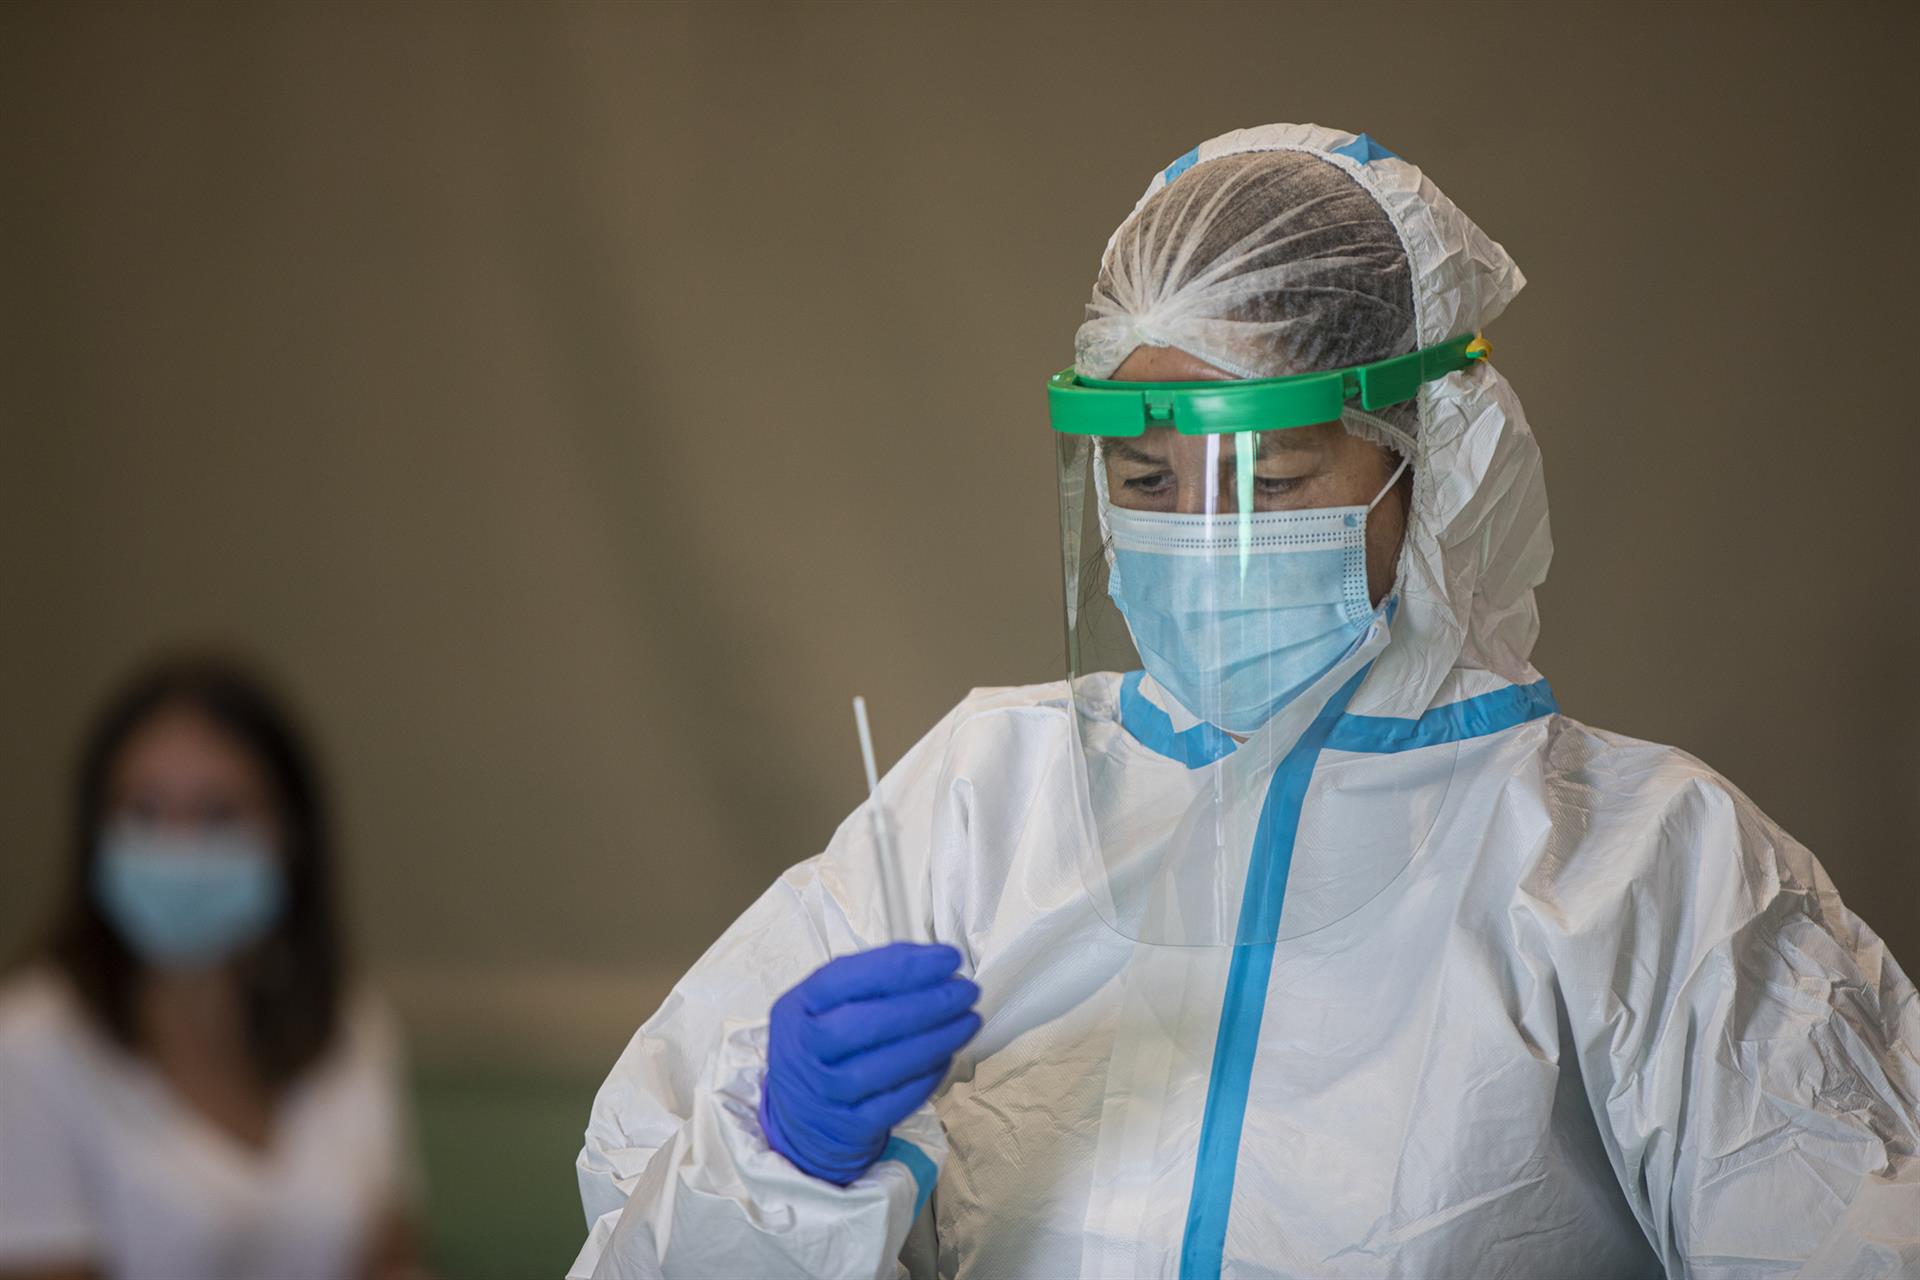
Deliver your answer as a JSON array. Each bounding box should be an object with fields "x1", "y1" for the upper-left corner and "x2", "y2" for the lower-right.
[{"x1": 573, "y1": 125, "x2": 1920, "y2": 1280}]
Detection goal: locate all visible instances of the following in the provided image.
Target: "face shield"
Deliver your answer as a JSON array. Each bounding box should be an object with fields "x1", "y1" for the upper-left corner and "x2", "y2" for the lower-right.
[{"x1": 1051, "y1": 334, "x2": 1486, "y2": 946}]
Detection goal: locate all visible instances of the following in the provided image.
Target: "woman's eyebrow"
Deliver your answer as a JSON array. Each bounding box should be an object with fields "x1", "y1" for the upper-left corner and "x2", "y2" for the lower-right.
[
  {"x1": 1259, "y1": 426, "x2": 1331, "y2": 454},
  {"x1": 1104, "y1": 440, "x2": 1165, "y2": 466},
  {"x1": 1107, "y1": 432, "x2": 1328, "y2": 466}
]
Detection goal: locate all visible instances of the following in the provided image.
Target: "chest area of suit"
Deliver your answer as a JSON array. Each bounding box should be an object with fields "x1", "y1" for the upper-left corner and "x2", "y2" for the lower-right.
[{"x1": 936, "y1": 857, "x2": 1630, "y2": 1276}]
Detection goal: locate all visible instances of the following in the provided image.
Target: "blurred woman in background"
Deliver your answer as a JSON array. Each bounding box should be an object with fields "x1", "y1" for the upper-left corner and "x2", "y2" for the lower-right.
[{"x1": 0, "y1": 656, "x2": 424, "y2": 1280}]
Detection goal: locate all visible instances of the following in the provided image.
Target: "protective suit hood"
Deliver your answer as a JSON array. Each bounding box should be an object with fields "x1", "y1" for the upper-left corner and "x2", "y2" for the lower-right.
[{"x1": 1083, "y1": 123, "x2": 1550, "y2": 720}]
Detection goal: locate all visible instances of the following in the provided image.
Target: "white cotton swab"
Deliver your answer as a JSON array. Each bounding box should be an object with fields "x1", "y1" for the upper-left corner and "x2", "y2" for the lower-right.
[{"x1": 852, "y1": 696, "x2": 909, "y2": 939}]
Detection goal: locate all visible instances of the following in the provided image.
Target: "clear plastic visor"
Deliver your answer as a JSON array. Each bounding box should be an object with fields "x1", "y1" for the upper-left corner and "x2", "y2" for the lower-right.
[{"x1": 1056, "y1": 423, "x2": 1411, "y2": 946}]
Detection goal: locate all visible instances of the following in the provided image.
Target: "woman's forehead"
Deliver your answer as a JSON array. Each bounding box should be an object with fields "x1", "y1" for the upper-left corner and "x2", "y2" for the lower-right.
[
  {"x1": 112, "y1": 708, "x2": 266, "y2": 788},
  {"x1": 1105, "y1": 423, "x2": 1344, "y2": 464}
]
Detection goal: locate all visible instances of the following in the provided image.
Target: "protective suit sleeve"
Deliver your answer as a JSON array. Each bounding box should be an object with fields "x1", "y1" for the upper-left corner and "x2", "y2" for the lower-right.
[
  {"x1": 569, "y1": 701, "x2": 974, "y2": 1280},
  {"x1": 1525, "y1": 737, "x2": 1920, "y2": 1279}
]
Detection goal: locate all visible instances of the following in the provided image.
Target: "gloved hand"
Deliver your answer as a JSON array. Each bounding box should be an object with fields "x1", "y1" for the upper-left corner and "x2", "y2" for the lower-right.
[{"x1": 759, "y1": 942, "x2": 982, "y2": 1185}]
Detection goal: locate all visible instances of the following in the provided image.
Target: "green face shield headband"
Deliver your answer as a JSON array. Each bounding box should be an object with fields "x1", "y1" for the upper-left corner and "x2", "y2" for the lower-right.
[{"x1": 1046, "y1": 332, "x2": 1491, "y2": 436}]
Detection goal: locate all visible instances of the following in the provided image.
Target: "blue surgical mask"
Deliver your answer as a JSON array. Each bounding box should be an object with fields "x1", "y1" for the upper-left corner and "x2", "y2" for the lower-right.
[
  {"x1": 1103, "y1": 458, "x2": 1406, "y2": 734},
  {"x1": 93, "y1": 823, "x2": 287, "y2": 967}
]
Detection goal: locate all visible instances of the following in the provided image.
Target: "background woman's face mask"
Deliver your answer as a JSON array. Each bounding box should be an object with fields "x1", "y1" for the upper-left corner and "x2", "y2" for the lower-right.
[{"x1": 94, "y1": 822, "x2": 286, "y2": 967}]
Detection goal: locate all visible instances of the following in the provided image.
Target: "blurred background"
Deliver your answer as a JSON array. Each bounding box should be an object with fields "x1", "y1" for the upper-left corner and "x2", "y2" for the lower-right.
[{"x1": 2, "y1": 2, "x2": 1915, "y2": 1276}]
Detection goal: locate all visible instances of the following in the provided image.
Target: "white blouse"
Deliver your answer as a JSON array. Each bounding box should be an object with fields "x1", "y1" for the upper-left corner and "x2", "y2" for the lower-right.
[{"x1": 0, "y1": 967, "x2": 414, "y2": 1280}]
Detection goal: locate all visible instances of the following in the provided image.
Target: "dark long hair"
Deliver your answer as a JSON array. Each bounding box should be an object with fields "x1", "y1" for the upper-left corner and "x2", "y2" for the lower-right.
[{"x1": 40, "y1": 654, "x2": 345, "y2": 1090}]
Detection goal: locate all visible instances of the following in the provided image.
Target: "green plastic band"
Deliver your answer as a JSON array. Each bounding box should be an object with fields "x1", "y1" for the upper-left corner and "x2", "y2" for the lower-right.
[{"x1": 1047, "y1": 332, "x2": 1486, "y2": 437}]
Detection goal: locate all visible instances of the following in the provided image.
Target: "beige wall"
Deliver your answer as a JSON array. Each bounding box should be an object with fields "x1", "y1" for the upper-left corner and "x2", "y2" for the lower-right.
[{"x1": 3, "y1": 1, "x2": 1915, "y2": 1072}]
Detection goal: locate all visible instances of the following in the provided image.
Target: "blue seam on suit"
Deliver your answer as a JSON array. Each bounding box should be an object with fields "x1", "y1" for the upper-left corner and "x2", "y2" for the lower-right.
[
  {"x1": 1177, "y1": 664, "x2": 1369, "y2": 1280},
  {"x1": 880, "y1": 1136, "x2": 937, "y2": 1219},
  {"x1": 1141, "y1": 671, "x2": 1557, "y2": 1278}
]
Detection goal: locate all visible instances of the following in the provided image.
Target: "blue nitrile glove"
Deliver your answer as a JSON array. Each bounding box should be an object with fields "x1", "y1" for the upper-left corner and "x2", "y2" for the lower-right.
[{"x1": 759, "y1": 942, "x2": 982, "y2": 1185}]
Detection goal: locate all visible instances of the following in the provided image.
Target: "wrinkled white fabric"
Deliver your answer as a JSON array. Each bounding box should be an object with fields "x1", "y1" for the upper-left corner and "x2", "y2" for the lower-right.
[
  {"x1": 0, "y1": 969, "x2": 415, "y2": 1280},
  {"x1": 574, "y1": 124, "x2": 1920, "y2": 1279}
]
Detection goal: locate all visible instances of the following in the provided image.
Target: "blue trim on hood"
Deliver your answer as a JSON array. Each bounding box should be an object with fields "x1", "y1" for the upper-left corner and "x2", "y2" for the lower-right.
[
  {"x1": 1328, "y1": 133, "x2": 1398, "y2": 164},
  {"x1": 1162, "y1": 146, "x2": 1202, "y2": 185}
]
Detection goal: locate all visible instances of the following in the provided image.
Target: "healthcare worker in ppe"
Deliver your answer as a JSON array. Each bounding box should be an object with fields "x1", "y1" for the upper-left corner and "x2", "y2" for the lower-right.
[{"x1": 572, "y1": 124, "x2": 1920, "y2": 1280}]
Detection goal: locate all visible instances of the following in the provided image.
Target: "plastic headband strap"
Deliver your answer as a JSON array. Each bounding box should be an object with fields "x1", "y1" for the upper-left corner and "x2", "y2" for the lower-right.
[{"x1": 1048, "y1": 332, "x2": 1491, "y2": 437}]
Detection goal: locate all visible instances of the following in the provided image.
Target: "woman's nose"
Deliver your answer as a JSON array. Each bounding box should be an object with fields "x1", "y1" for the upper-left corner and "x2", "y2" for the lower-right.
[{"x1": 1174, "y1": 473, "x2": 1235, "y2": 515}]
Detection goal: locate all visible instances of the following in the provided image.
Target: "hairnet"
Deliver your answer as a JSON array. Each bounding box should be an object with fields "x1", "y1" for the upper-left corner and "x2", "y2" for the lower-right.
[
  {"x1": 1078, "y1": 149, "x2": 1422, "y2": 462},
  {"x1": 1075, "y1": 150, "x2": 1417, "y2": 385}
]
